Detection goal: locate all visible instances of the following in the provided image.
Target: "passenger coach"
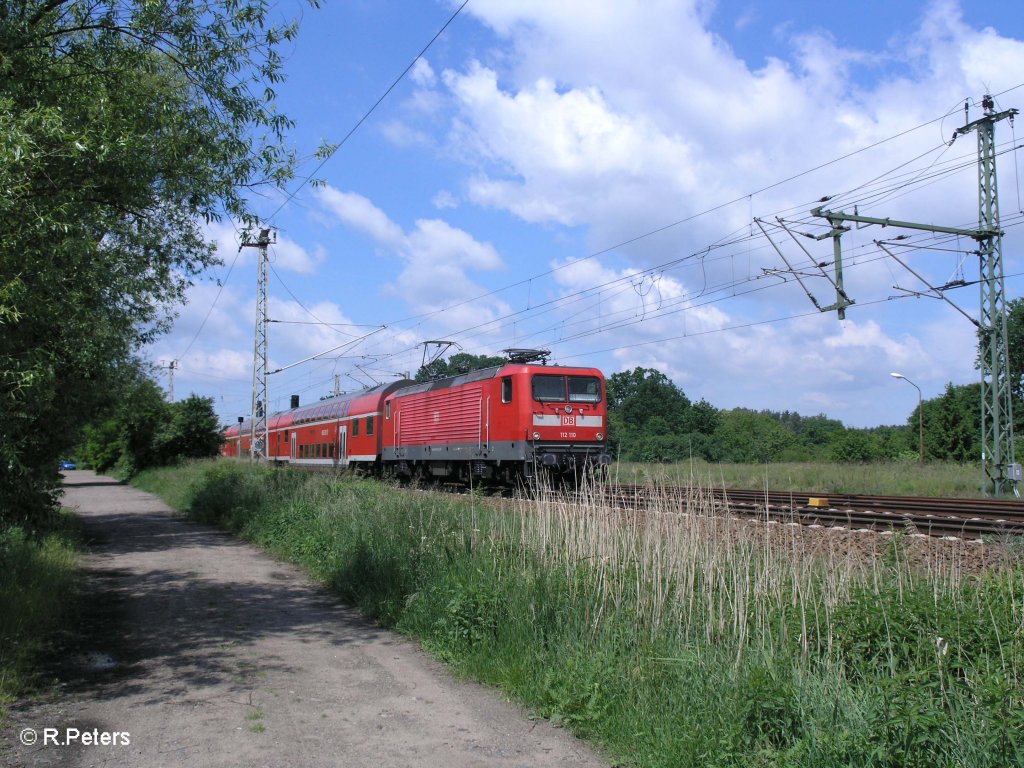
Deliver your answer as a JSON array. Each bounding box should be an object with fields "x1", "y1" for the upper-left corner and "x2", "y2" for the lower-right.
[{"x1": 222, "y1": 380, "x2": 412, "y2": 473}]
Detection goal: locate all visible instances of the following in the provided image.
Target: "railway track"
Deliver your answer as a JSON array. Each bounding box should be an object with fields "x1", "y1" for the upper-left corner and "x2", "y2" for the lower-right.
[
  {"x1": 596, "y1": 485, "x2": 1024, "y2": 539},
  {"x1": 291, "y1": 464, "x2": 1024, "y2": 539}
]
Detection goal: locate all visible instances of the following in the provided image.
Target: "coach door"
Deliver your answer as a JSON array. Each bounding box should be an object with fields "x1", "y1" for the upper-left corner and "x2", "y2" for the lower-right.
[
  {"x1": 338, "y1": 426, "x2": 349, "y2": 467},
  {"x1": 290, "y1": 432, "x2": 297, "y2": 462}
]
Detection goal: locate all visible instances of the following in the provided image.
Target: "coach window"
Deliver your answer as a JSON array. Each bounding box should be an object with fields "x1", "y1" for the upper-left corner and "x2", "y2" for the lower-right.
[
  {"x1": 352, "y1": 419, "x2": 360, "y2": 437},
  {"x1": 385, "y1": 401, "x2": 391, "y2": 420},
  {"x1": 502, "y1": 376, "x2": 513, "y2": 403},
  {"x1": 367, "y1": 416, "x2": 374, "y2": 436}
]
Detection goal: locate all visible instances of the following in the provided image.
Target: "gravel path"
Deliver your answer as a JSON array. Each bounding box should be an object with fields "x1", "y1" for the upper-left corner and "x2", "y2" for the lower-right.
[{"x1": 2, "y1": 470, "x2": 606, "y2": 768}]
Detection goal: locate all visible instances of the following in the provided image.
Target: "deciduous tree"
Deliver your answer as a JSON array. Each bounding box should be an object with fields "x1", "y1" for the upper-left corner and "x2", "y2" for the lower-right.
[
  {"x1": 415, "y1": 353, "x2": 508, "y2": 382},
  {"x1": 1, "y1": 0, "x2": 321, "y2": 528}
]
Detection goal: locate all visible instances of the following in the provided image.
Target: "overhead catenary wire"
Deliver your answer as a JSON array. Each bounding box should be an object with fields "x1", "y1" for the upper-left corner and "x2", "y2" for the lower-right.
[
  {"x1": 177, "y1": 241, "x2": 244, "y2": 362},
  {"x1": 175, "y1": 2, "x2": 471, "y2": 363},
  {"x1": 218, "y1": 93, "x2": 1023, "y2": 375},
  {"x1": 301, "y1": 118, "x2": 1024, "y2": 399},
  {"x1": 381, "y1": 99, "x2": 985, "y2": 331},
  {"x1": 187, "y1": 80, "x2": 1024, "y2": 408},
  {"x1": 361, "y1": 123, "x2": 1023, "y2": 366}
]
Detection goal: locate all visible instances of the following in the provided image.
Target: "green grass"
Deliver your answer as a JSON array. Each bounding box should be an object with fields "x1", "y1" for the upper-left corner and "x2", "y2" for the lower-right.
[
  {"x1": 0, "y1": 516, "x2": 80, "y2": 724},
  {"x1": 613, "y1": 459, "x2": 986, "y2": 497},
  {"x1": 133, "y1": 460, "x2": 1024, "y2": 767}
]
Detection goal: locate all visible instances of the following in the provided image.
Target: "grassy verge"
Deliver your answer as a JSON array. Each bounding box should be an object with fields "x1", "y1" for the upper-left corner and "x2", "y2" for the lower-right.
[
  {"x1": 134, "y1": 460, "x2": 1024, "y2": 767},
  {"x1": 613, "y1": 459, "x2": 985, "y2": 497},
  {"x1": 0, "y1": 516, "x2": 80, "y2": 724}
]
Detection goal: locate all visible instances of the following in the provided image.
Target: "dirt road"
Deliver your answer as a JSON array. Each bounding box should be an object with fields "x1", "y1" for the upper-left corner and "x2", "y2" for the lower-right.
[{"x1": 2, "y1": 471, "x2": 606, "y2": 767}]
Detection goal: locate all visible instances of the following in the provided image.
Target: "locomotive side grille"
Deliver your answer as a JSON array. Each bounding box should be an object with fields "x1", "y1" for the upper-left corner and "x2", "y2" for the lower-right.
[{"x1": 397, "y1": 386, "x2": 483, "y2": 444}]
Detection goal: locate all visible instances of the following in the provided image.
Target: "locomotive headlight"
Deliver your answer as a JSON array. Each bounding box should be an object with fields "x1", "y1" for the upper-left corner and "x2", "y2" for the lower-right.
[
  {"x1": 596, "y1": 433, "x2": 604, "y2": 441},
  {"x1": 532, "y1": 432, "x2": 541, "y2": 441}
]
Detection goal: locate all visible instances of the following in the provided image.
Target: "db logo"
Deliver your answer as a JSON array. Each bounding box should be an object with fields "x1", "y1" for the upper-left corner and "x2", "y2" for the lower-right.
[{"x1": 561, "y1": 415, "x2": 576, "y2": 426}]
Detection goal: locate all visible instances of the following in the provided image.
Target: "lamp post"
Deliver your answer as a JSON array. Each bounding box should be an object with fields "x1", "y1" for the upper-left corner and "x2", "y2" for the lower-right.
[{"x1": 890, "y1": 372, "x2": 924, "y2": 464}]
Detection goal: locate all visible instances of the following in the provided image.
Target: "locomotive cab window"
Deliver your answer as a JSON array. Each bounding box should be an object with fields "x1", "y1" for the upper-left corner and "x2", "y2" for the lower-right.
[
  {"x1": 532, "y1": 375, "x2": 566, "y2": 402},
  {"x1": 532, "y1": 374, "x2": 603, "y2": 403},
  {"x1": 501, "y1": 376, "x2": 513, "y2": 403},
  {"x1": 568, "y1": 376, "x2": 602, "y2": 403}
]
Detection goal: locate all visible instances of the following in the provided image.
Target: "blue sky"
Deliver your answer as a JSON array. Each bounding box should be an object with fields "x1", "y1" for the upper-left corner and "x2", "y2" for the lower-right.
[{"x1": 151, "y1": 0, "x2": 1024, "y2": 429}]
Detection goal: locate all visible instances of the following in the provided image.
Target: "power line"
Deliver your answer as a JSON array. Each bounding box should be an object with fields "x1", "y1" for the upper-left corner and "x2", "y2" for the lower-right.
[
  {"x1": 198, "y1": 82, "x2": 1024, "y2": 406},
  {"x1": 177, "y1": 2, "x2": 471, "y2": 360},
  {"x1": 177, "y1": 235, "x2": 244, "y2": 362},
  {"x1": 378, "y1": 98, "x2": 985, "y2": 330},
  {"x1": 264, "y1": 0, "x2": 471, "y2": 223}
]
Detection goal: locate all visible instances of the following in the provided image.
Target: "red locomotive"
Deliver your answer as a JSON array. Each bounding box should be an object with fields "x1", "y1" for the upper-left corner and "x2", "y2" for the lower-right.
[{"x1": 222, "y1": 350, "x2": 611, "y2": 484}]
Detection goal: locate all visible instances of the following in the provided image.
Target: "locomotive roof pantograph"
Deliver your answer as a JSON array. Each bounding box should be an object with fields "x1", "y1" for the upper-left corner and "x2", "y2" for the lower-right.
[{"x1": 502, "y1": 348, "x2": 550, "y2": 365}]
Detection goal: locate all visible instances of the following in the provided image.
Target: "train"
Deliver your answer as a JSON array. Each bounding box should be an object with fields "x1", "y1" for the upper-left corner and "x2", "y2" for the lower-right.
[{"x1": 222, "y1": 350, "x2": 612, "y2": 485}]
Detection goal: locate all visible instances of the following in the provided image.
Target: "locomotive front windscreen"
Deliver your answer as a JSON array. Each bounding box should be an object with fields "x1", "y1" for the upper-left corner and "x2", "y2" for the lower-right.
[
  {"x1": 532, "y1": 374, "x2": 602, "y2": 403},
  {"x1": 568, "y1": 376, "x2": 601, "y2": 403}
]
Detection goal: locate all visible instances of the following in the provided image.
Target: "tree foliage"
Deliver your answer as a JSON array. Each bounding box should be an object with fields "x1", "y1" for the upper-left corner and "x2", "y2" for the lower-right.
[
  {"x1": 606, "y1": 368, "x2": 718, "y2": 461},
  {"x1": 915, "y1": 382, "x2": 981, "y2": 462},
  {"x1": 1005, "y1": 298, "x2": 1024, "y2": 403},
  {"x1": 79, "y1": 364, "x2": 222, "y2": 474},
  {"x1": 606, "y1": 367, "x2": 911, "y2": 464},
  {"x1": 712, "y1": 409, "x2": 799, "y2": 463},
  {"x1": 415, "y1": 352, "x2": 508, "y2": 382},
  {"x1": 1, "y1": 0, "x2": 319, "y2": 529}
]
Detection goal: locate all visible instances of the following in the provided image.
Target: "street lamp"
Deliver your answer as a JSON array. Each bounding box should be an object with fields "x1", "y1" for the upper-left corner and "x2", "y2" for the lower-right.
[{"x1": 890, "y1": 372, "x2": 924, "y2": 464}]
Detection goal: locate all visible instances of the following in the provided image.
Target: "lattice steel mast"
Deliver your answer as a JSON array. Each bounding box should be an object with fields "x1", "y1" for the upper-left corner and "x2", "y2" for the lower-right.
[
  {"x1": 807, "y1": 96, "x2": 1019, "y2": 495},
  {"x1": 244, "y1": 228, "x2": 273, "y2": 460},
  {"x1": 959, "y1": 96, "x2": 1019, "y2": 495}
]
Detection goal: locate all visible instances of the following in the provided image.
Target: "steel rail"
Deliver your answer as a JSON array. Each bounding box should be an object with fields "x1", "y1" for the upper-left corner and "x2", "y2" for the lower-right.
[{"x1": 595, "y1": 485, "x2": 1024, "y2": 539}]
